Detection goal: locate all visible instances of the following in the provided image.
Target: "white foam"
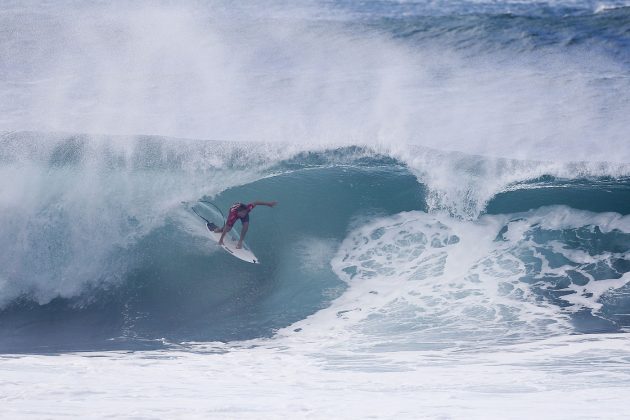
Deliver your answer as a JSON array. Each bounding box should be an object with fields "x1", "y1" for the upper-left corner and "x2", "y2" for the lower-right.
[
  {"x1": 279, "y1": 206, "x2": 630, "y2": 351},
  {"x1": 388, "y1": 146, "x2": 630, "y2": 218},
  {"x1": 1, "y1": 1, "x2": 629, "y2": 165},
  {"x1": 0, "y1": 135, "x2": 303, "y2": 307},
  {"x1": 3, "y1": 0, "x2": 630, "y2": 223},
  {"x1": 2, "y1": 332, "x2": 630, "y2": 419}
]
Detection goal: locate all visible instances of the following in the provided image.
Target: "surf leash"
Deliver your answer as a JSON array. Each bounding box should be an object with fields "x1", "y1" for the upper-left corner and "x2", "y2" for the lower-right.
[{"x1": 197, "y1": 200, "x2": 227, "y2": 225}]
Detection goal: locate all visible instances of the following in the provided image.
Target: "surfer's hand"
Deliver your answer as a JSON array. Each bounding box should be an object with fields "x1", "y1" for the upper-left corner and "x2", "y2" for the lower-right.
[{"x1": 269, "y1": 201, "x2": 278, "y2": 207}]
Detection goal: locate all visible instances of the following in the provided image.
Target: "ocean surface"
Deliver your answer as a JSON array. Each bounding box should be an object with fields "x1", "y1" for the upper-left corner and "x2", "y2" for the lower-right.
[{"x1": 1, "y1": 1, "x2": 629, "y2": 418}]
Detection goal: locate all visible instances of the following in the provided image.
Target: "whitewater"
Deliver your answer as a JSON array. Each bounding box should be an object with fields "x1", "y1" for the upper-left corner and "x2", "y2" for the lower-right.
[{"x1": 1, "y1": 0, "x2": 630, "y2": 418}]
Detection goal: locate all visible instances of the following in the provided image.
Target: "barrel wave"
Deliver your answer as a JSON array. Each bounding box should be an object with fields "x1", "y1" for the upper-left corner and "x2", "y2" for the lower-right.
[
  {"x1": 1, "y1": 132, "x2": 628, "y2": 353},
  {"x1": 2, "y1": 1, "x2": 630, "y2": 415}
]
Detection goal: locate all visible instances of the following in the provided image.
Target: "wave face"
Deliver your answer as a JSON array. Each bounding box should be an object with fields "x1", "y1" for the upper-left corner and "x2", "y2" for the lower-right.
[
  {"x1": 1, "y1": 1, "x2": 629, "y2": 353},
  {"x1": 0, "y1": 133, "x2": 628, "y2": 352},
  {"x1": 0, "y1": 133, "x2": 427, "y2": 351}
]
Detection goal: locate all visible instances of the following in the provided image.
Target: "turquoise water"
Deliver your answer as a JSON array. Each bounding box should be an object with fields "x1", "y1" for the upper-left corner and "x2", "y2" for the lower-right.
[
  {"x1": 0, "y1": 134, "x2": 628, "y2": 352},
  {"x1": 0, "y1": 1, "x2": 629, "y2": 354}
]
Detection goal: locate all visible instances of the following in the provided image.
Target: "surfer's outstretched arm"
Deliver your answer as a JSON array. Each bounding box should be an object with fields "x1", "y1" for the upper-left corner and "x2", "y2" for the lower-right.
[{"x1": 253, "y1": 200, "x2": 277, "y2": 207}]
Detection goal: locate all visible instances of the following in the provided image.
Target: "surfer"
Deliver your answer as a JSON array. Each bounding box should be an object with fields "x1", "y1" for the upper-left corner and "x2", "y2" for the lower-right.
[{"x1": 209, "y1": 201, "x2": 277, "y2": 249}]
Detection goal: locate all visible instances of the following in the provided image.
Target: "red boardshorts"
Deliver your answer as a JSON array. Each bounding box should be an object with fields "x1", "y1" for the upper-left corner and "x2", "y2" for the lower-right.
[{"x1": 226, "y1": 203, "x2": 254, "y2": 227}]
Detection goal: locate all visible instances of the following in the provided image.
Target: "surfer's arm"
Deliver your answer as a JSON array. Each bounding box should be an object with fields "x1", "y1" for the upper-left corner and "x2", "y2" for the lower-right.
[
  {"x1": 237, "y1": 222, "x2": 249, "y2": 248},
  {"x1": 218, "y1": 225, "x2": 232, "y2": 245},
  {"x1": 252, "y1": 200, "x2": 277, "y2": 207}
]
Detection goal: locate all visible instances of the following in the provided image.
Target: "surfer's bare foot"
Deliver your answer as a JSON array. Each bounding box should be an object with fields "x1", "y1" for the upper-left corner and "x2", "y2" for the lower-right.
[{"x1": 236, "y1": 242, "x2": 243, "y2": 249}]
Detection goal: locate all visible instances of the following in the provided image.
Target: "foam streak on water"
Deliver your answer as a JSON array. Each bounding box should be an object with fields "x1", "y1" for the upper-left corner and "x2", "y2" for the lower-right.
[{"x1": 2, "y1": 333, "x2": 630, "y2": 419}]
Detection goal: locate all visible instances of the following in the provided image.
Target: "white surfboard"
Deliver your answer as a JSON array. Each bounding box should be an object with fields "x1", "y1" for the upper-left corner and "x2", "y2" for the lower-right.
[{"x1": 206, "y1": 222, "x2": 259, "y2": 264}]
